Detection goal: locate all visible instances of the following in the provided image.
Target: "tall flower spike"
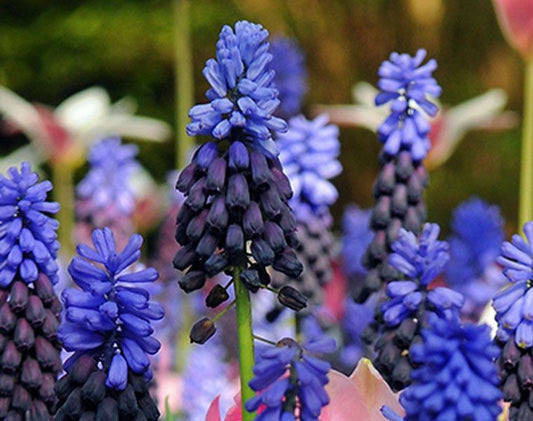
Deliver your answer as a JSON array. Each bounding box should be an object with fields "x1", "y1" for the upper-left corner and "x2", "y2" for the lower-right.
[
  {"x1": 445, "y1": 197, "x2": 506, "y2": 320},
  {"x1": 186, "y1": 20, "x2": 287, "y2": 158},
  {"x1": 368, "y1": 224, "x2": 464, "y2": 391},
  {"x1": 493, "y1": 221, "x2": 533, "y2": 419},
  {"x1": 354, "y1": 49, "x2": 439, "y2": 304},
  {"x1": 246, "y1": 333, "x2": 335, "y2": 420},
  {"x1": 270, "y1": 36, "x2": 308, "y2": 118},
  {"x1": 0, "y1": 162, "x2": 62, "y2": 419},
  {"x1": 55, "y1": 228, "x2": 162, "y2": 420},
  {"x1": 266, "y1": 114, "x2": 340, "y2": 315},
  {"x1": 76, "y1": 138, "x2": 140, "y2": 247},
  {"x1": 382, "y1": 315, "x2": 502, "y2": 421},
  {"x1": 174, "y1": 20, "x2": 305, "y2": 338}
]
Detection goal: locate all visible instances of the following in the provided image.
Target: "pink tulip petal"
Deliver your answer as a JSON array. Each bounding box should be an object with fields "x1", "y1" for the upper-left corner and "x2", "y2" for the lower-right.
[{"x1": 205, "y1": 395, "x2": 222, "y2": 421}]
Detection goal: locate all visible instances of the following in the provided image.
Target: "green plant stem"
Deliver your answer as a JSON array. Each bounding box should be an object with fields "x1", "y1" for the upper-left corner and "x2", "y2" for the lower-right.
[
  {"x1": 174, "y1": 0, "x2": 195, "y2": 170},
  {"x1": 519, "y1": 58, "x2": 533, "y2": 230},
  {"x1": 52, "y1": 162, "x2": 75, "y2": 259},
  {"x1": 234, "y1": 267, "x2": 255, "y2": 421},
  {"x1": 175, "y1": 295, "x2": 192, "y2": 373}
]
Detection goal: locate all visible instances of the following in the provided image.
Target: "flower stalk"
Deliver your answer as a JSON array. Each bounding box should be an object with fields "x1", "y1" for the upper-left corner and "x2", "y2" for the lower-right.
[
  {"x1": 174, "y1": 0, "x2": 195, "y2": 169},
  {"x1": 52, "y1": 161, "x2": 75, "y2": 258},
  {"x1": 519, "y1": 58, "x2": 533, "y2": 230},
  {"x1": 234, "y1": 267, "x2": 255, "y2": 421}
]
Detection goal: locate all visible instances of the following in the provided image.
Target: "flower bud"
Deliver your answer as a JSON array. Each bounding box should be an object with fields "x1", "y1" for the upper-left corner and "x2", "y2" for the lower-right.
[
  {"x1": 14, "y1": 318, "x2": 35, "y2": 351},
  {"x1": 25, "y1": 295, "x2": 46, "y2": 328},
  {"x1": 195, "y1": 142, "x2": 218, "y2": 169},
  {"x1": 9, "y1": 281, "x2": 28, "y2": 314},
  {"x1": 226, "y1": 174, "x2": 250, "y2": 210},
  {"x1": 0, "y1": 304, "x2": 16, "y2": 334},
  {"x1": 518, "y1": 354, "x2": 533, "y2": 389},
  {"x1": 185, "y1": 178, "x2": 207, "y2": 212},
  {"x1": 503, "y1": 373, "x2": 521, "y2": 404},
  {"x1": 178, "y1": 271, "x2": 206, "y2": 293},
  {"x1": 206, "y1": 157, "x2": 227, "y2": 193},
  {"x1": 118, "y1": 384, "x2": 139, "y2": 416},
  {"x1": 39, "y1": 373, "x2": 56, "y2": 403},
  {"x1": 34, "y1": 337, "x2": 61, "y2": 372},
  {"x1": 41, "y1": 309, "x2": 59, "y2": 342},
  {"x1": 273, "y1": 248, "x2": 303, "y2": 278},
  {"x1": 1, "y1": 341, "x2": 21, "y2": 373},
  {"x1": 138, "y1": 392, "x2": 160, "y2": 420},
  {"x1": 243, "y1": 202, "x2": 263, "y2": 238},
  {"x1": 205, "y1": 285, "x2": 230, "y2": 308},
  {"x1": 391, "y1": 184, "x2": 408, "y2": 216},
  {"x1": 251, "y1": 238, "x2": 275, "y2": 266},
  {"x1": 196, "y1": 233, "x2": 218, "y2": 257},
  {"x1": 21, "y1": 358, "x2": 42, "y2": 390},
  {"x1": 278, "y1": 286, "x2": 307, "y2": 311},
  {"x1": 0, "y1": 374, "x2": 14, "y2": 396},
  {"x1": 371, "y1": 196, "x2": 391, "y2": 229},
  {"x1": 502, "y1": 338, "x2": 521, "y2": 369},
  {"x1": 395, "y1": 151, "x2": 414, "y2": 180},
  {"x1": 29, "y1": 400, "x2": 50, "y2": 420},
  {"x1": 190, "y1": 317, "x2": 216, "y2": 344},
  {"x1": 260, "y1": 185, "x2": 282, "y2": 218},
  {"x1": 172, "y1": 246, "x2": 197, "y2": 271},
  {"x1": 175, "y1": 162, "x2": 198, "y2": 193},
  {"x1": 81, "y1": 371, "x2": 107, "y2": 404},
  {"x1": 205, "y1": 253, "x2": 229, "y2": 278},
  {"x1": 96, "y1": 397, "x2": 118, "y2": 420},
  {"x1": 271, "y1": 167, "x2": 292, "y2": 200},
  {"x1": 186, "y1": 209, "x2": 208, "y2": 241},
  {"x1": 228, "y1": 141, "x2": 250, "y2": 170},
  {"x1": 373, "y1": 162, "x2": 395, "y2": 196},
  {"x1": 240, "y1": 269, "x2": 261, "y2": 293},
  {"x1": 250, "y1": 151, "x2": 271, "y2": 188},
  {"x1": 12, "y1": 384, "x2": 31, "y2": 412},
  {"x1": 206, "y1": 197, "x2": 229, "y2": 232},
  {"x1": 263, "y1": 221, "x2": 287, "y2": 253},
  {"x1": 226, "y1": 224, "x2": 244, "y2": 255}
]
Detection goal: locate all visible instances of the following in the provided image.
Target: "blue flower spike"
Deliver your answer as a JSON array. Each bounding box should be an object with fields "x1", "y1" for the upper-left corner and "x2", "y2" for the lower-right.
[
  {"x1": 0, "y1": 162, "x2": 63, "y2": 419},
  {"x1": 493, "y1": 221, "x2": 533, "y2": 419},
  {"x1": 55, "y1": 228, "x2": 162, "y2": 420},
  {"x1": 382, "y1": 315, "x2": 502, "y2": 421}
]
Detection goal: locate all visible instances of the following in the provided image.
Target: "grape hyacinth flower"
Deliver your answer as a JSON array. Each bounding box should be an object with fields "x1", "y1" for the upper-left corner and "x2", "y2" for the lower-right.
[
  {"x1": 354, "y1": 49, "x2": 440, "y2": 304},
  {"x1": 493, "y1": 221, "x2": 533, "y2": 419},
  {"x1": 174, "y1": 20, "x2": 305, "y2": 341},
  {"x1": 381, "y1": 315, "x2": 502, "y2": 421},
  {"x1": 245, "y1": 333, "x2": 335, "y2": 420},
  {"x1": 445, "y1": 197, "x2": 506, "y2": 320},
  {"x1": 369, "y1": 224, "x2": 464, "y2": 391},
  {"x1": 186, "y1": 21, "x2": 287, "y2": 158},
  {"x1": 76, "y1": 138, "x2": 140, "y2": 248},
  {"x1": 270, "y1": 36, "x2": 308, "y2": 118},
  {"x1": 0, "y1": 162, "x2": 63, "y2": 419},
  {"x1": 268, "y1": 114, "x2": 341, "y2": 312},
  {"x1": 55, "y1": 228, "x2": 162, "y2": 420},
  {"x1": 341, "y1": 205, "x2": 373, "y2": 283}
]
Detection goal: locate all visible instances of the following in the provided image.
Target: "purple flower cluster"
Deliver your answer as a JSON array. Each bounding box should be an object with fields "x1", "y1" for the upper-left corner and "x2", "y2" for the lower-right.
[
  {"x1": 270, "y1": 36, "x2": 307, "y2": 118},
  {"x1": 382, "y1": 316, "x2": 502, "y2": 421},
  {"x1": 58, "y1": 228, "x2": 163, "y2": 389},
  {"x1": 187, "y1": 21, "x2": 287, "y2": 158},
  {"x1": 341, "y1": 205, "x2": 373, "y2": 279},
  {"x1": 493, "y1": 221, "x2": 533, "y2": 345},
  {"x1": 383, "y1": 224, "x2": 463, "y2": 326},
  {"x1": 0, "y1": 162, "x2": 60, "y2": 286},
  {"x1": 246, "y1": 333, "x2": 335, "y2": 420},
  {"x1": 445, "y1": 197, "x2": 506, "y2": 319},
  {"x1": 375, "y1": 49, "x2": 441, "y2": 161},
  {"x1": 277, "y1": 114, "x2": 341, "y2": 221},
  {"x1": 77, "y1": 138, "x2": 139, "y2": 217}
]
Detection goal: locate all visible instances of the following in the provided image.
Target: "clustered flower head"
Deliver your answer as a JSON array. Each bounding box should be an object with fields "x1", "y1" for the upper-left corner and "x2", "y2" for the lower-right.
[
  {"x1": 341, "y1": 205, "x2": 373, "y2": 280},
  {"x1": 370, "y1": 224, "x2": 464, "y2": 391},
  {"x1": 0, "y1": 162, "x2": 60, "y2": 286},
  {"x1": 355, "y1": 50, "x2": 437, "y2": 304},
  {"x1": 375, "y1": 49, "x2": 441, "y2": 161},
  {"x1": 445, "y1": 197, "x2": 506, "y2": 319},
  {"x1": 175, "y1": 20, "x2": 306, "y2": 334},
  {"x1": 270, "y1": 36, "x2": 308, "y2": 118},
  {"x1": 56, "y1": 228, "x2": 162, "y2": 420},
  {"x1": 382, "y1": 315, "x2": 502, "y2": 421},
  {"x1": 492, "y1": 222, "x2": 533, "y2": 419},
  {"x1": 246, "y1": 332, "x2": 335, "y2": 420},
  {"x1": 0, "y1": 162, "x2": 63, "y2": 419},
  {"x1": 187, "y1": 20, "x2": 287, "y2": 158},
  {"x1": 277, "y1": 114, "x2": 341, "y2": 222}
]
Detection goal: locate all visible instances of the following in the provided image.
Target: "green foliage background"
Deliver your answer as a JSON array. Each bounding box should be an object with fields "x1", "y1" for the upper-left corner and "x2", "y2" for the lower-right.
[{"x1": 0, "y1": 0, "x2": 524, "y2": 235}]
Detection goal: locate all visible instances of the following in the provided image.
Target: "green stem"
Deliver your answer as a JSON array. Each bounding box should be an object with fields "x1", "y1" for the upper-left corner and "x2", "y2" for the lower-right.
[
  {"x1": 175, "y1": 295, "x2": 192, "y2": 373},
  {"x1": 174, "y1": 0, "x2": 195, "y2": 170},
  {"x1": 519, "y1": 59, "x2": 533, "y2": 230},
  {"x1": 234, "y1": 267, "x2": 255, "y2": 421},
  {"x1": 52, "y1": 162, "x2": 75, "y2": 259}
]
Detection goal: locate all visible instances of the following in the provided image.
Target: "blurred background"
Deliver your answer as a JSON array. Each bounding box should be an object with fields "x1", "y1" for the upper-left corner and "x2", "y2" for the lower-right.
[{"x1": 0, "y1": 0, "x2": 524, "y2": 236}]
